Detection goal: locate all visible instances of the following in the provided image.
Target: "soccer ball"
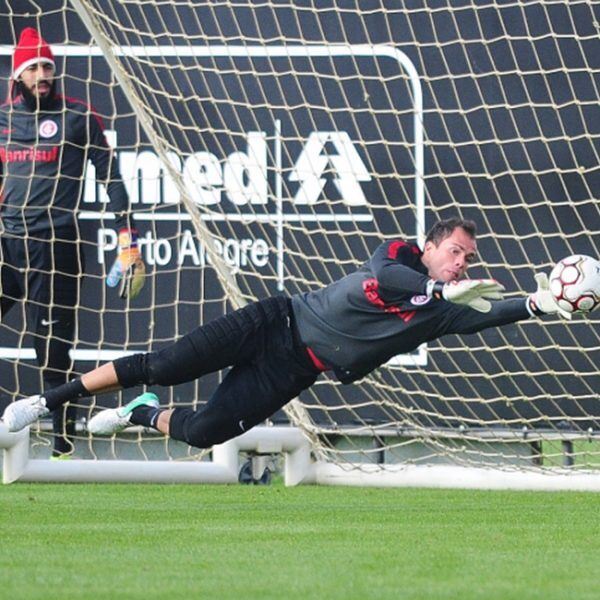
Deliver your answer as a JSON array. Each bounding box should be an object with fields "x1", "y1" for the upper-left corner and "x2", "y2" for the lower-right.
[{"x1": 549, "y1": 255, "x2": 600, "y2": 314}]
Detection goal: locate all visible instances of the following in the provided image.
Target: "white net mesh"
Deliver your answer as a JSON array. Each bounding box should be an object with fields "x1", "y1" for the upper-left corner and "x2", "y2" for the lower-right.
[{"x1": 1, "y1": 0, "x2": 599, "y2": 472}]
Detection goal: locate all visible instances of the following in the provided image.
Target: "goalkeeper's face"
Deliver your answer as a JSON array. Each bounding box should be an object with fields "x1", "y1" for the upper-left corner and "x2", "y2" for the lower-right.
[{"x1": 422, "y1": 226, "x2": 477, "y2": 282}]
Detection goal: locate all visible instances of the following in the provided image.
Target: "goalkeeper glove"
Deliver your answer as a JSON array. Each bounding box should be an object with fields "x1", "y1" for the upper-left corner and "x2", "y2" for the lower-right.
[
  {"x1": 528, "y1": 272, "x2": 571, "y2": 320},
  {"x1": 106, "y1": 228, "x2": 146, "y2": 299},
  {"x1": 428, "y1": 278, "x2": 505, "y2": 313}
]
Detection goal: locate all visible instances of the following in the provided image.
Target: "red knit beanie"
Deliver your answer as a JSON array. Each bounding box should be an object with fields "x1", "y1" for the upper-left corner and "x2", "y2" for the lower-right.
[{"x1": 12, "y1": 28, "x2": 55, "y2": 80}]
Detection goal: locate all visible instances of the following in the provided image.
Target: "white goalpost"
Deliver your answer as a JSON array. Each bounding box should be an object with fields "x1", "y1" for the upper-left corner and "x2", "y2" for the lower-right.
[{"x1": 1, "y1": 1, "x2": 599, "y2": 490}]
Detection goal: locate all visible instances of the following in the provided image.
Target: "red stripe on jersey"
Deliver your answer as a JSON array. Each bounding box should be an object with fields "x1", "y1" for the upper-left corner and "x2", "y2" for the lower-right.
[
  {"x1": 387, "y1": 240, "x2": 407, "y2": 259},
  {"x1": 2, "y1": 94, "x2": 23, "y2": 108},
  {"x1": 362, "y1": 278, "x2": 416, "y2": 323},
  {"x1": 59, "y1": 95, "x2": 107, "y2": 133},
  {"x1": 387, "y1": 240, "x2": 421, "y2": 260},
  {"x1": 306, "y1": 346, "x2": 329, "y2": 372}
]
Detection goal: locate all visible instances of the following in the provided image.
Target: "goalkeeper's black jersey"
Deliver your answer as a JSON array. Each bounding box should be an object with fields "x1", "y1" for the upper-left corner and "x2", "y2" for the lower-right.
[
  {"x1": 292, "y1": 239, "x2": 530, "y2": 384},
  {"x1": 0, "y1": 94, "x2": 129, "y2": 234}
]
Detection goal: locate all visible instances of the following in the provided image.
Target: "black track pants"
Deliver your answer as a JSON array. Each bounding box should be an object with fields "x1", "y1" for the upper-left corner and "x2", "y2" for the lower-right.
[{"x1": 113, "y1": 296, "x2": 319, "y2": 448}]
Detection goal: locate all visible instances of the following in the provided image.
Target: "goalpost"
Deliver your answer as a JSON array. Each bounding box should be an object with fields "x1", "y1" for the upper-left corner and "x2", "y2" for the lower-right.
[{"x1": 1, "y1": 1, "x2": 599, "y2": 489}]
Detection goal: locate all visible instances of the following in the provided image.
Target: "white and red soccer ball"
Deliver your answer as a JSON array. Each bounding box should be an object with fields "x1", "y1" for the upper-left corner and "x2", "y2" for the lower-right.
[{"x1": 549, "y1": 255, "x2": 600, "y2": 314}]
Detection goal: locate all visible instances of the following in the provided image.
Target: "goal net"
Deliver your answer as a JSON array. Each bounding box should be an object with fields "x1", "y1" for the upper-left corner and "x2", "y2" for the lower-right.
[{"x1": 1, "y1": 0, "x2": 599, "y2": 487}]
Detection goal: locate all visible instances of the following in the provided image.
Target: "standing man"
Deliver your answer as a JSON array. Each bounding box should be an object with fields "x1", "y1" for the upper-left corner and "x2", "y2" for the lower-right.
[
  {"x1": 0, "y1": 28, "x2": 145, "y2": 457},
  {"x1": 3, "y1": 218, "x2": 572, "y2": 450}
]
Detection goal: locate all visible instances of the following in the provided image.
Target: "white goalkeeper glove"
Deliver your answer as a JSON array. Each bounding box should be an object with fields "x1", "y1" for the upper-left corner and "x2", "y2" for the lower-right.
[
  {"x1": 428, "y1": 278, "x2": 505, "y2": 313},
  {"x1": 528, "y1": 273, "x2": 571, "y2": 320}
]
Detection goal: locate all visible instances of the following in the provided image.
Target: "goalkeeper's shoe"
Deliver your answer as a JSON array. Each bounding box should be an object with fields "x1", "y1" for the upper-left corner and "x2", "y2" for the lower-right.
[
  {"x1": 2, "y1": 395, "x2": 50, "y2": 432},
  {"x1": 87, "y1": 392, "x2": 159, "y2": 435}
]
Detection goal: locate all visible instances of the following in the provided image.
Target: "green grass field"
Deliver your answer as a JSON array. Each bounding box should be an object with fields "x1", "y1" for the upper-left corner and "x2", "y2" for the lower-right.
[{"x1": 1, "y1": 482, "x2": 599, "y2": 599}]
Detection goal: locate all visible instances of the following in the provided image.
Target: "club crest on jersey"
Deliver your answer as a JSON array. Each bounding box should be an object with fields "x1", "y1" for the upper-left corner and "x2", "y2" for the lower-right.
[
  {"x1": 410, "y1": 294, "x2": 431, "y2": 306},
  {"x1": 39, "y1": 119, "x2": 58, "y2": 139}
]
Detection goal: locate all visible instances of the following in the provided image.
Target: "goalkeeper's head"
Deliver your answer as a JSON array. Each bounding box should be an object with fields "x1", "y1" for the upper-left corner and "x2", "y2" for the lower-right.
[
  {"x1": 421, "y1": 218, "x2": 478, "y2": 282},
  {"x1": 10, "y1": 28, "x2": 57, "y2": 110}
]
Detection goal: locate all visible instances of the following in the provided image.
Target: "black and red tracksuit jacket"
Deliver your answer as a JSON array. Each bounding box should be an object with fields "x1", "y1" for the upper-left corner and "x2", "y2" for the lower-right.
[
  {"x1": 0, "y1": 93, "x2": 129, "y2": 234},
  {"x1": 292, "y1": 239, "x2": 531, "y2": 383}
]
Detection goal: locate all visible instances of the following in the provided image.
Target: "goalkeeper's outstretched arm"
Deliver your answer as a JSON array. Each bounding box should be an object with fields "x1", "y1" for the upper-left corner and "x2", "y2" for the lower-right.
[{"x1": 444, "y1": 271, "x2": 571, "y2": 336}]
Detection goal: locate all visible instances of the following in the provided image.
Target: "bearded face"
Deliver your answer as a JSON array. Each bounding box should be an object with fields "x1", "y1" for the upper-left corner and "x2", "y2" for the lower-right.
[{"x1": 17, "y1": 61, "x2": 58, "y2": 111}]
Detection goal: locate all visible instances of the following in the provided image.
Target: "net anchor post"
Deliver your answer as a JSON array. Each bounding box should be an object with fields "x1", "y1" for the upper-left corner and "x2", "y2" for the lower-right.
[
  {"x1": 562, "y1": 440, "x2": 575, "y2": 467},
  {"x1": 215, "y1": 426, "x2": 316, "y2": 486},
  {"x1": 211, "y1": 438, "x2": 241, "y2": 480},
  {"x1": 557, "y1": 421, "x2": 576, "y2": 468},
  {"x1": 0, "y1": 422, "x2": 30, "y2": 484}
]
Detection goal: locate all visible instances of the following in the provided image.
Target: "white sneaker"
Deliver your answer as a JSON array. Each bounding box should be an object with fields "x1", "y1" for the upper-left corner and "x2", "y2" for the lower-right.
[
  {"x1": 87, "y1": 392, "x2": 160, "y2": 435},
  {"x1": 2, "y1": 395, "x2": 50, "y2": 432}
]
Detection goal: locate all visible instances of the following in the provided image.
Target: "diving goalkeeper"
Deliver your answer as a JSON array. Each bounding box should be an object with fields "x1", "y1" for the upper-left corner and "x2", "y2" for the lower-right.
[{"x1": 2, "y1": 218, "x2": 567, "y2": 449}]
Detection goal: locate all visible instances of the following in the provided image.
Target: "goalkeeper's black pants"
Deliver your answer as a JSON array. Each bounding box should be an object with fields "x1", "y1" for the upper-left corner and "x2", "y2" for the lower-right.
[
  {"x1": 0, "y1": 227, "x2": 80, "y2": 455},
  {"x1": 113, "y1": 296, "x2": 321, "y2": 449}
]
